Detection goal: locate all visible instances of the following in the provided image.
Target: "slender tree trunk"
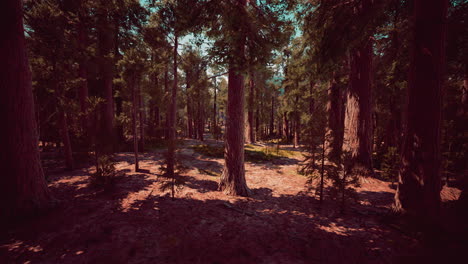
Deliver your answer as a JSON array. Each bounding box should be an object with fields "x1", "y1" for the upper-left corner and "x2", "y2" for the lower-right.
[
  {"x1": 187, "y1": 97, "x2": 193, "y2": 138},
  {"x1": 247, "y1": 71, "x2": 255, "y2": 143},
  {"x1": 164, "y1": 65, "x2": 170, "y2": 140},
  {"x1": 77, "y1": 24, "x2": 89, "y2": 138},
  {"x1": 131, "y1": 74, "x2": 139, "y2": 172},
  {"x1": 138, "y1": 78, "x2": 145, "y2": 152},
  {"x1": 342, "y1": 39, "x2": 374, "y2": 176},
  {"x1": 270, "y1": 95, "x2": 275, "y2": 137},
  {"x1": 98, "y1": 4, "x2": 115, "y2": 153},
  {"x1": 167, "y1": 35, "x2": 178, "y2": 198},
  {"x1": 213, "y1": 79, "x2": 218, "y2": 140},
  {"x1": 325, "y1": 74, "x2": 344, "y2": 162},
  {"x1": 283, "y1": 112, "x2": 289, "y2": 142},
  {"x1": 293, "y1": 95, "x2": 300, "y2": 148},
  {"x1": 59, "y1": 110, "x2": 73, "y2": 170},
  {"x1": 0, "y1": 0, "x2": 52, "y2": 217},
  {"x1": 219, "y1": 0, "x2": 250, "y2": 196},
  {"x1": 394, "y1": 0, "x2": 447, "y2": 221},
  {"x1": 198, "y1": 97, "x2": 204, "y2": 141}
]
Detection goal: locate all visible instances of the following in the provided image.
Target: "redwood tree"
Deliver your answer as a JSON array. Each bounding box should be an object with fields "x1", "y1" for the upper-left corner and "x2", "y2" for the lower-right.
[
  {"x1": 394, "y1": 0, "x2": 448, "y2": 220},
  {"x1": 0, "y1": 0, "x2": 51, "y2": 217},
  {"x1": 342, "y1": 39, "x2": 374, "y2": 176},
  {"x1": 218, "y1": 0, "x2": 250, "y2": 196}
]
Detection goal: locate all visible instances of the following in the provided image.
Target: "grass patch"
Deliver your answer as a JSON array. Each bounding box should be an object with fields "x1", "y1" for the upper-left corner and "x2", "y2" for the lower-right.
[{"x1": 191, "y1": 144, "x2": 298, "y2": 163}]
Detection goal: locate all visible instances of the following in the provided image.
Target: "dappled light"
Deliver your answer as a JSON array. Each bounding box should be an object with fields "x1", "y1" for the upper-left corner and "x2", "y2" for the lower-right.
[{"x1": 1, "y1": 0, "x2": 467, "y2": 263}]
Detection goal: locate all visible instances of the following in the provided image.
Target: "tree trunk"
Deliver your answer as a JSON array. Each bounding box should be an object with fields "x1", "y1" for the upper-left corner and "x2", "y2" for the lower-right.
[
  {"x1": 98, "y1": 3, "x2": 115, "y2": 153},
  {"x1": 247, "y1": 71, "x2": 255, "y2": 143},
  {"x1": 293, "y1": 95, "x2": 300, "y2": 148},
  {"x1": 394, "y1": 0, "x2": 447, "y2": 221},
  {"x1": 131, "y1": 74, "x2": 139, "y2": 172},
  {"x1": 0, "y1": 0, "x2": 52, "y2": 217},
  {"x1": 138, "y1": 78, "x2": 145, "y2": 152},
  {"x1": 213, "y1": 79, "x2": 218, "y2": 140},
  {"x1": 283, "y1": 112, "x2": 289, "y2": 142},
  {"x1": 219, "y1": 0, "x2": 250, "y2": 196},
  {"x1": 270, "y1": 95, "x2": 275, "y2": 137},
  {"x1": 76, "y1": 2, "x2": 89, "y2": 141},
  {"x1": 198, "y1": 97, "x2": 204, "y2": 141},
  {"x1": 342, "y1": 40, "x2": 374, "y2": 176},
  {"x1": 59, "y1": 110, "x2": 74, "y2": 170},
  {"x1": 325, "y1": 74, "x2": 344, "y2": 162},
  {"x1": 164, "y1": 65, "x2": 170, "y2": 140},
  {"x1": 167, "y1": 35, "x2": 178, "y2": 194}
]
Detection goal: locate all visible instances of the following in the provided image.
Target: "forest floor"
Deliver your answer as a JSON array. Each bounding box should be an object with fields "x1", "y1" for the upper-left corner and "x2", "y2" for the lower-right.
[{"x1": 0, "y1": 138, "x2": 465, "y2": 264}]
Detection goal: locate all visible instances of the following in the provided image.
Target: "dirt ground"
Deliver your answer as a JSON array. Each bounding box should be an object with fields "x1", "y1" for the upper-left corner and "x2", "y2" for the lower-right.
[{"x1": 0, "y1": 139, "x2": 465, "y2": 264}]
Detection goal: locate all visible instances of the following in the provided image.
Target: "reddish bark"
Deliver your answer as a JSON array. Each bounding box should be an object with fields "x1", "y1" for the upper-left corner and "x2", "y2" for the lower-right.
[
  {"x1": 247, "y1": 71, "x2": 255, "y2": 143},
  {"x1": 98, "y1": 3, "x2": 115, "y2": 153},
  {"x1": 131, "y1": 74, "x2": 139, "y2": 172},
  {"x1": 342, "y1": 40, "x2": 374, "y2": 176},
  {"x1": 219, "y1": 0, "x2": 250, "y2": 196},
  {"x1": 394, "y1": 0, "x2": 448, "y2": 220},
  {"x1": 325, "y1": 74, "x2": 344, "y2": 162},
  {"x1": 213, "y1": 79, "x2": 218, "y2": 140},
  {"x1": 166, "y1": 35, "x2": 179, "y2": 193},
  {"x1": 0, "y1": 0, "x2": 52, "y2": 217}
]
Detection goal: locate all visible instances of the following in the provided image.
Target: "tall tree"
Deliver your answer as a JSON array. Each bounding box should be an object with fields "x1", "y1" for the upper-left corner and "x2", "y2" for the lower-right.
[
  {"x1": 217, "y1": 0, "x2": 250, "y2": 196},
  {"x1": 342, "y1": 37, "x2": 374, "y2": 175},
  {"x1": 0, "y1": 0, "x2": 51, "y2": 217},
  {"x1": 394, "y1": 0, "x2": 448, "y2": 220}
]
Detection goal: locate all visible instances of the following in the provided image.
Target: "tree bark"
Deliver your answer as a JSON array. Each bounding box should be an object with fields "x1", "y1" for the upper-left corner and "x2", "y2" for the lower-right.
[
  {"x1": 342, "y1": 40, "x2": 374, "y2": 176},
  {"x1": 219, "y1": 0, "x2": 250, "y2": 196},
  {"x1": 164, "y1": 65, "x2": 170, "y2": 140},
  {"x1": 98, "y1": 3, "x2": 115, "y2": 153},
  {"x1": 247, "y1": 71, "x2": 255, "y2": 143},
  {"x1": 394, "y1": 0, "x2": 448, "y2": 221},
  {"x1": 270, "y1": 95, "x2": 275, "y2": 137},
  {"x1": 325, "y1": 74, "x2": 344, "y2": 162},
  {"x1": 0, "y1": 0, "x2": 52, "y2": 217},
  {"x1": 138, "y1": 78, "x2": 145, "y2": 152},
  {"x1": 77, "y1": 9, "x2": 89, "y2": 138},
  {"x1": 167, "y1": 35, "x2": 178, "y2": 189},
  {"x1": 293, "y1": 95, "x2": 300, "y2": 148},
  {"x1": 131, "y1": 74, "x2": 139, "y2": 172},
  {"x1": 213, "y1": 79, "x2": 218, "y2": 140}
]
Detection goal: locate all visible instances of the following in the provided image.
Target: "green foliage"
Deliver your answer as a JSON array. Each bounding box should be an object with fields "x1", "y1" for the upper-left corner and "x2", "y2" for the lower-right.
[
  {"x1": 90, "y1": 155, "x2": 118, "y2": 187},
  {"x1": 381, "y1": 147, "x2": 399, "y2": 182},
  {"x1": 191, "y1": 144, "x2": 296, "y2": 163}
]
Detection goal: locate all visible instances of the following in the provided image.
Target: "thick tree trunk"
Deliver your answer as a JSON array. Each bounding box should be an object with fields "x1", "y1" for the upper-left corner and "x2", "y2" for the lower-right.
[
  {"x1": 394, "y1": 0, "x2": 447, "y2": 220},
  {"x1": 0, "y1": 0, "x2": 52, "y2": 217},
  {"x1": 325, "y1": 74, "x2": 344, "y2": 162},
  {"x1": 219, "y1": 0, "x2": 250, "y2": 196},
  {"x1": 247, "y1": 71, "x2": 255, "y2": 143},
  {"x1": 131, "y1": 74, "x2": 139, "y2": 172},
  {"x1": 342, "y1": 40, "x2": 374, "y2": 176}
]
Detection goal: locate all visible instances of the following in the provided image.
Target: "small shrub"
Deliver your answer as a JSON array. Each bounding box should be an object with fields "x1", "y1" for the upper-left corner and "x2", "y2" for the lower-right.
[{"x1": 90, "y1": 155, "x2": 118, "y2": 187}]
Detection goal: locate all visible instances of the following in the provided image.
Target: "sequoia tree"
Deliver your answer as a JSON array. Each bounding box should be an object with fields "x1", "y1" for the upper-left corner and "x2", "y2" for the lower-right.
[
  {"x1": 394, "y1": 0, "x2": 448, "y2": 220},
  {"x1": 0, "y1": 0, "x2": 51, "y2": 217}
]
